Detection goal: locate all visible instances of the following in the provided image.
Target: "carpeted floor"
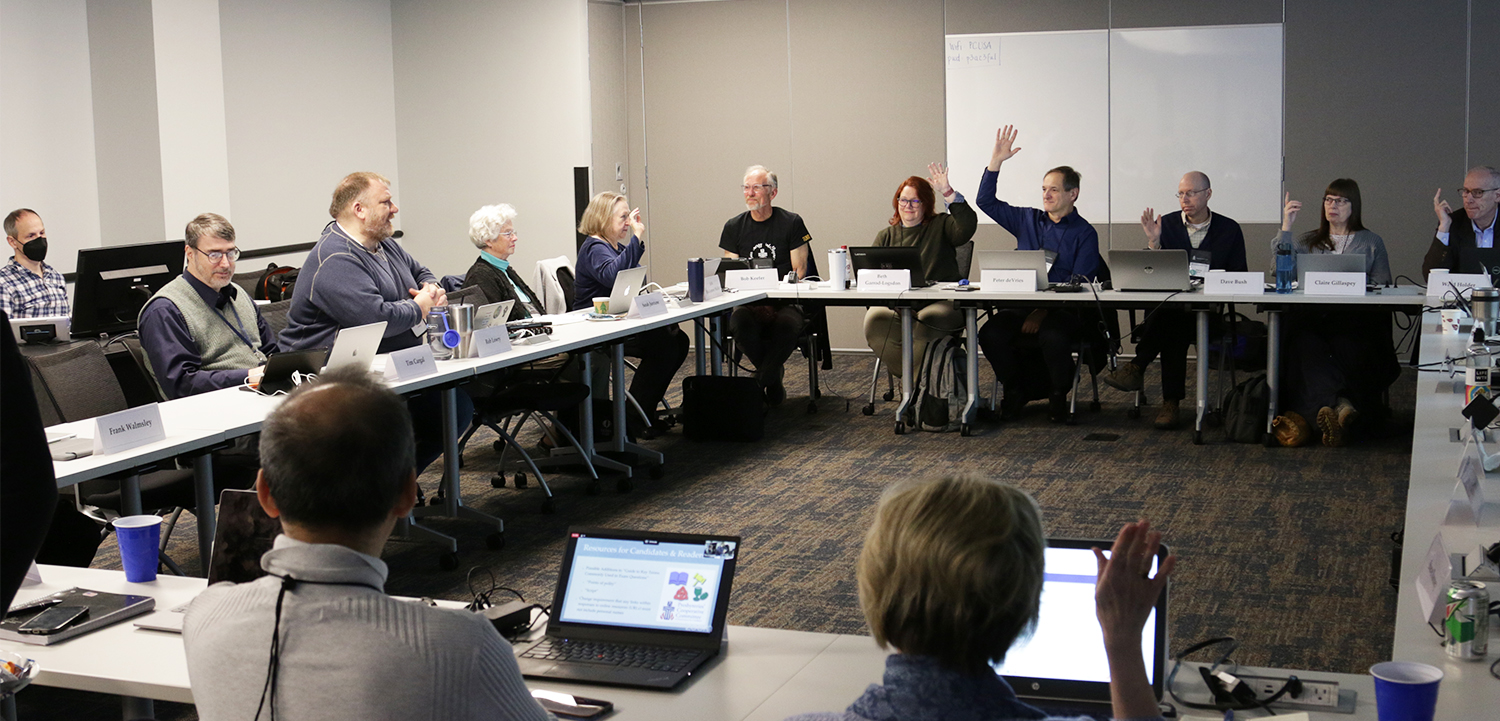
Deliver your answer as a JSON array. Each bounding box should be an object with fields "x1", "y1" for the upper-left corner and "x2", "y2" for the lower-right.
[{"x1": 21, "y1": 352, "x2": 1413, "y2": 719}]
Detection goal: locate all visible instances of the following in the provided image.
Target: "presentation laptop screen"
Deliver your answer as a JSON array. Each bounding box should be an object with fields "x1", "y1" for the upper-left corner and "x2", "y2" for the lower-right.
[
  {"x1": 994, "y1": 538, "x2": 1168, "y2": 704},
  {"x1": 552, "y1": 528, "x2": 739, "y2": 638}
]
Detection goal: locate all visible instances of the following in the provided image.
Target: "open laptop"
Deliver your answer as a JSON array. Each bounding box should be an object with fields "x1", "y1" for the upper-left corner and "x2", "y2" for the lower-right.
[
  {"x1": 1111, "y1": 250, "x2": 1194, "y2": 292},
  {"x1": 996, "y1": 538, "x2": 1169, "y2": 718},
  {"x1": 321, "y1": 320, "x2": 387, "y2": 372},
  {"x1": 602, "y1": 267, "x2": 649, "y2": 315},
  {"x1": 9, "y1": 315, "x2": 70, "y2": 344},
  {"x1": 256, "y1": 348, "x2": 330, "y2": 395},
  {"x1": 1296, "y1": 253, "x2": 1366, "y2": 288},
  {"x1": 973, "y1": 250, "x2": 1051, "y2": 290},
  {"x1": 475, "y1": 300, "x2": 516, "y2": 329},
  {"x1": 848, "y1": 246, "x2": 936, "y2": 287},
  {"x1": 516, "y1": 527, "x2": 741, "y2": 689}
]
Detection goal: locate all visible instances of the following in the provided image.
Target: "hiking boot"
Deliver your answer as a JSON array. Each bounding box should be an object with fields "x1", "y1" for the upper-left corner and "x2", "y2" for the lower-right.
[
  {"x1": 1102, "y1": 362, "x2": 1144, "y2": 392},
  {"x1": 1048, "y1": 394, "x2": 1070, "y2": 423},
  {"x1": 1317, "y1": 406, "x2": 1345, "y2": 447},
  {"x1": 1335, "y1": 397, "x2": 1359, "y2": 429},
  {"x1": 1154, "y1": 399, "x2": 1180, "y2": 430}
]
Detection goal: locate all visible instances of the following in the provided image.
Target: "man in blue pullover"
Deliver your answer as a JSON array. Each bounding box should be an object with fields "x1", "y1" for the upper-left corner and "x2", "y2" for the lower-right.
[{"x1": 975, "y1": 125, "x2": 1102, "y2": 422}]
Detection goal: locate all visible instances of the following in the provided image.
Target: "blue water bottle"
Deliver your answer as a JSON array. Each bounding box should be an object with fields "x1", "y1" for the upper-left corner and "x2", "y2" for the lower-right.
[
  {"x1": 1274, "y1": 243, "x2": 1295, "y2": 294},
  {"x1": 687, "y1": 258, "x2": 704, "y2": 302}
]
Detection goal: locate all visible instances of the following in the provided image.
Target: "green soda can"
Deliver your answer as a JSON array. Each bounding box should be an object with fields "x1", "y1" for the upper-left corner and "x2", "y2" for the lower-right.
[{"x1": 1444, "y1": 581, "x2": 1490, "y2": 661}]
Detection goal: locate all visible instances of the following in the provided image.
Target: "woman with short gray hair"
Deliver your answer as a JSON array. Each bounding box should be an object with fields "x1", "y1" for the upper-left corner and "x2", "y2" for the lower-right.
[{"x1": 461, "y1": 203, "x2": 542, "y2": 322}]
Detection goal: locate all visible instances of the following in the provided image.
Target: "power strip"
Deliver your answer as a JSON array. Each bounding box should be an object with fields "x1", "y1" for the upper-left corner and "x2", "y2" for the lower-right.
[{"x1": 1238, "y1": 674, "x2": 1340, "y2": 710}]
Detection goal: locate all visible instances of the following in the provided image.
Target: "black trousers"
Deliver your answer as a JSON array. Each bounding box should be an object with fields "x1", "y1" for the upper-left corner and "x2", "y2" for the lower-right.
[
  {"x1": 622, "y1": 325, "x2": 690, "y2": 422},
  {"x1": 730, "y1": 302, "x2": 805, "y2": 371},
  {"x1": 1131, "y1": 308, "x2": 1194, "y2": 401},
  {"x1": 978, "y1": 308, "x2": 1086, "y2": 397},
  {"x1": 1282, "y1": 308, "x2": 1399, "y2": 420}
]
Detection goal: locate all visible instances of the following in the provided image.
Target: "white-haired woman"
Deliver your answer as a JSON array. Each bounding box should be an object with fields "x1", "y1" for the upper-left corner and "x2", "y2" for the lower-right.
[{"x1": 461, "y1": 204, "x2": 542, "y2": 322}]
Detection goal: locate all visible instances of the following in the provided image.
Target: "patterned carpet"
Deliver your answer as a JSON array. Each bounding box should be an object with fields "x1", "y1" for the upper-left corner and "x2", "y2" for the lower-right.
[{"x1": 25, "y1": 351, "x2": 1414, "y2": 719}]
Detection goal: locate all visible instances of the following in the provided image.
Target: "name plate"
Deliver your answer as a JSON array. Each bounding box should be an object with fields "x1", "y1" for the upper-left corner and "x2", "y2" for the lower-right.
[
  {"x1": 702, "y1": 275, "x2": 723, "y2": 301},
  {"x1": 725, "y1": 269, "x2": 777, "y2": 291},
  {"x1": 856, "y1": 269, "x2": 911, "y2": 292},
  {"x1": 93, "y1": 403, "x2": 165, "y2": 455},
  {"x1": 1455, "y1": 451, "x2": 1487, "y2": 525},
  {"x1": 626, "y1": 291, "x2": 668, "y2": 319},
  {"x1": 1304, "y1": 271, "x2": 1365, "y2": 295},
  {"x1": 1414, "y1": 533, "x2": 1451, "y2": 626},
  {"x1": 1203, "y1": 272, "x2": 1265, "y2": 295},
  {"x1": 384, "y1": 344, "x2": 438, "y2": 381},
  {"x1": 1427, "y1": 271, "x2": 1492, "y2": 297},
  {"x1": 979, "y1": 269, "x2": 1036, "y2": 292},
  {"x1": 472, "y1": 325, "x2": 512, "y2": 357}
]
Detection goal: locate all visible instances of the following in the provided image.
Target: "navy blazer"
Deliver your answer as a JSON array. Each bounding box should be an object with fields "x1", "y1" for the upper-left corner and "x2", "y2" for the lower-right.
[
  {"x1": 1422, "y1": 209, "x2": 1499, "y2": 277},
  {"x1": 1158, "y1": 211, "x2": 1248, "y2": 272}
]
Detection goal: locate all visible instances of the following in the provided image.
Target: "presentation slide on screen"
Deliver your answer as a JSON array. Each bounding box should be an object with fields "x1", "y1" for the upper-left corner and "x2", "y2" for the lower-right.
[
  {"x1": 558, "y1": 537, "x2": 733, "y2": 634},
  {"x1": 995, "y1": 548, "x2": 1158, "y2": 683}
]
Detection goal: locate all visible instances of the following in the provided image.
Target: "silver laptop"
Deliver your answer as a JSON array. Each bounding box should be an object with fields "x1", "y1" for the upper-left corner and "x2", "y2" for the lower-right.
[
  {"x1": 604, "y1": 267, "x2": 648, "y2": 315},
  {"x1": 322, "y1": 321, "x2": 387, "y2": 372},
  {"x1": 1111, "y1": 250, "x2": 1193, "y2": 292},
  {"x1": 9, "y1": 315, "x2": 70, "y2": 343},
  {"x1": 1297, "y1": 253, "x2": 1366, "y2": 288},
  {"x1": 974, "y1": 250, "x2": 1050, "y2": 290},
  {"x1": 474, "y1": 300, "x2": 515, "y2": 329}
]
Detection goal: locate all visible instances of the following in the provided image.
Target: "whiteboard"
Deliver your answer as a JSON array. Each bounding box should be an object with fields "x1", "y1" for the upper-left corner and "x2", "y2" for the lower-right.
[{"x1": 945, "y1": 25, "x2": 1284, "y2": 228}]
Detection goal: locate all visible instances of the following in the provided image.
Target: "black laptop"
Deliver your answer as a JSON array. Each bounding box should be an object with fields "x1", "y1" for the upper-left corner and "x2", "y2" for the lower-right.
[
  {"x1": 516, "y1": 527, "x2": 741, "y2": 689},
  {"x1": 848, "y1": 246, "x2": 937, "y2": 287},
  {"x1": 255, "y1": 348, "x2": 329, "y2": 395}
]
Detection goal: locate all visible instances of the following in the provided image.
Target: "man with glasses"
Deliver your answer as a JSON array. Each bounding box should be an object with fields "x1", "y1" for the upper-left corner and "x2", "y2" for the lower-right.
[
  {"x1": 1424, "y1": 166, "x2": 1500, "y2": 280},
  {"x1": 718, "y1": 165, "x2": 816, "y2": 405},
  {"x1": 138, "y1": 213, "x2": 279, "y2": 399},
  {"x1": 1104, "y1": 171, "x2": 1247, "y2": 429}
]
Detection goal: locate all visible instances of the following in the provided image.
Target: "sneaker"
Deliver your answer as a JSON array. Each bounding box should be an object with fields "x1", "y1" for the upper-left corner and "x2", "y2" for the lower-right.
[
  {"x1": 1335, "y1": 397, "x2": 1359, "y2": 429},
  {"x1": 1317, "y1": 406, "x2": 1345, "y2": 447},
  {"x1": 1048, "y1": 394, "x2": 1069, "y2": 423},
  {"x1": 1154, "y1": 399, "x2": 1180, "y2": 430},
  {"x1": 1102, "y1": 362, "x2": 1144, "y2": 392}
]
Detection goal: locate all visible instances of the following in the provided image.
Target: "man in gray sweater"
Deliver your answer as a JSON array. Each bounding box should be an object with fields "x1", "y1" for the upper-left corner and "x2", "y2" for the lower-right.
[{"x1": 183, "y1": 366, "x2": 552, "y2": 721}]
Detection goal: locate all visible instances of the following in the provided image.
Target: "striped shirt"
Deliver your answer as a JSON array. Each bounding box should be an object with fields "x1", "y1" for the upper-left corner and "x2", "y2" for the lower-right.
[{"x1": 0, "y1": 258, "x2": 69, "y2": 318}]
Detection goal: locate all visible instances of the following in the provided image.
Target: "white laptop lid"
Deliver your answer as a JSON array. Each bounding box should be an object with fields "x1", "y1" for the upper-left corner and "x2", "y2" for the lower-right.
[
  {"x1": 1297, "y1": 253, "x2": 1365, "y2": 287},
  {"x1": 607, "y1": 267, "x2": 648, "y2": 315},
  {"x1": 9, "y1": 315, "x2": 70, "y2": 343},
  {"x1": 474, "y1": 300, "x2": 515, "y2": 330},
  {"x1": 974, "y1": 250, "x2": 1049, "y2": 290},
  {"x1": 322, "y1": 321, "x2": 387, "y2": 373}
]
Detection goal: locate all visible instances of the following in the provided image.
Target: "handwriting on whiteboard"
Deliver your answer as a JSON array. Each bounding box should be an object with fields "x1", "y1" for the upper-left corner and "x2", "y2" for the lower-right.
[{"x1": 947, "y1": 36, "x2": 1001, "y2": 68}]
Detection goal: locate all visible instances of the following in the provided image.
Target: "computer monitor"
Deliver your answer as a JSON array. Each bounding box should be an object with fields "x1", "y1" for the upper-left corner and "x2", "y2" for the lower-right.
[{"x1": 70, "y1": 240, "x2": 183, "y2": 338}]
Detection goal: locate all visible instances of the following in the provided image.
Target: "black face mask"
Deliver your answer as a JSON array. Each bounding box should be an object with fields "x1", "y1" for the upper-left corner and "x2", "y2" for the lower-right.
[{"x1": 21, "y1": 236, "x2": 47, "y2": 263}]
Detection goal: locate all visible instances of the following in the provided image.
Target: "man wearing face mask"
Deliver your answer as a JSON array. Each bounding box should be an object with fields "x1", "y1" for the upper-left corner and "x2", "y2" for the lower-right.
[
  {"x1": 1, "y1": 209, "x2": 69, "y2": 319},
  {"x1": 137, "y1": 213, "x2": 280, "y2": 399}
]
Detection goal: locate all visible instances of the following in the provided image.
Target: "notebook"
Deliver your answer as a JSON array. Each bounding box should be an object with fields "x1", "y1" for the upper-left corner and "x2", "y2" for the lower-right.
[
  {"x1": 1295, "y1": 253, "x2": 1365, "y2": 288},
  {"x1": 997, "y1": 538, "x2": 1170, "y2": 718},
  {"x1": 974, "y1": 250, "x2": 1051, "y2": 290},
  {"x1": 321, "y1": 320, "x2": 387, "y2": 373},
  {"x1": 516, "y1": 527, "x2": 741, "y2": 689},
  {"x1": 1111, "y1": 250, "x2": 1194, "y2": 292},
  {"x1": 848, "y1": 246, "x2": 936, "y2": 287}
]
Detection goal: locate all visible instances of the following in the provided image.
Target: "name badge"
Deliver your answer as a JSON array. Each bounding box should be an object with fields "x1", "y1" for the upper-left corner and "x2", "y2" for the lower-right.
[
  {"x1": 1304, "y1": 271, "x2": 1366, "y2": 295},
  {"x1": 856, "y1": 269, "x2": 911, "y2": 291},
  {"x1": 1427, "y1": 272, "x2": 1492, "y2": 297},
  {"x1": 725, "y1": 269, "x2": 778, "y2": 291},
  {"x1": 1203, "y1": 272, "x2": 1265, "y2": 295},
  {"x1": 93, "y1": 403, "x2": 166, "y2": 455},
  {"x1": 626, "y1": 291, "x2": 668, "y2": 319},
  {"x1": 1189, "y1": 250, "x2": 1212, "y2": 278},
  {"x1": 472, "y1": 325, "x2": 512, "y2": 357},
  {"x1": 702, "y1": 275, "x2": 723, "y2": 301},
  {"x1": 384, "y1": 344, "x2": 438, "y2": 381},
  {"x1": 979, "y1": 269, "x2": 1035, "y2": 292}
]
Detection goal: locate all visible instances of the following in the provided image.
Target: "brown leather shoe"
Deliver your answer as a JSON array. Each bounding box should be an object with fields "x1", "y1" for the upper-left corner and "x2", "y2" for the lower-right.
[
  {"x1": 1154, "y1": 399, "x2": 1180, "y2": 430},
  {"x1": 1317, "y1": 406, "x2": 1345, "y2": 447},
  {"x1": 1273, "y1": 412, "x2": 1312, "y2": 447}
]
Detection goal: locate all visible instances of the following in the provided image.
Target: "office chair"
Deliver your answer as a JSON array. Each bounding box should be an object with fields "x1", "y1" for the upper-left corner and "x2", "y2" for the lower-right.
[
  {"x1": 861, "y1": 241, "x2": 974, "y2": 416},
  {"x1": 259, "y1": 299, "x2": 293, "y2": 339}
]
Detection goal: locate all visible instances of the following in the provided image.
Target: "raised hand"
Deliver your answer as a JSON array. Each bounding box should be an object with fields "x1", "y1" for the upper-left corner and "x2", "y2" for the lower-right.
[
  {"x1": 1093, "y1": 520, "x2": 1175, "y2": 648},
  {"x1": 927, "y1": 162, "x2": 953, "y2": 198},
  {"x1": 988, "y1": 125, "x2": 1022, "y2": 171},
  {"x1": 628, "y1": 207, "x2": 646, "y2": 240},
  {"x1": 1434, "y1": 188, "x2": 1453, "y2": 233},
  {"x1": 1140, "y1": 208, "x2": 1162, "y2": 249},
  {"x1": 1281, "y1": 192, "x2": 1302, "y2": 232}
]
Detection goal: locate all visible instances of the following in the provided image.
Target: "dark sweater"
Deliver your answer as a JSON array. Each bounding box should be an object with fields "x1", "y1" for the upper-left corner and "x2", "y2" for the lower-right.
[
  {"x1": 1158, "y1": 211, "x2": 1248, "y2": 271},
  {"x1": 871, "y1": 198, "x2": 978, "y2": 283},
  {"x1": 1423, "y1": 209, "x2": 1499, "y2": 277},
  {"x1": 461, "y1": 257, "x2": 540, "y2": 321}
]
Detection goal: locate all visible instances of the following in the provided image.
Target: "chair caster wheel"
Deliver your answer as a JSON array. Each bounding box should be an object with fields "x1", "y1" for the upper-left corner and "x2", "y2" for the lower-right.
[
  {"x1": 882, "y1": 391, "x2": 894, "y2": 402},
  {"x1": 894, "y1": 422, "x2": 906, "y2": 435},
  {"x1": 439, "y1": 552, "x2": 460, "y2": 571},
  {"x1": 585, "y1": 481, "x2": 602, "y2": 496},
  {"x1": 490, "y1": 474, "x2": 506, "y2": 489},
  {"x1": 492, "y1": 440, "x2": 506, "y2": 453},
  {"x1": 513, "y1": 472, "x2": 528, "y2": 489},
  {"x1": 485, "y1": 532, "x2": 505, "y2": 551},
  {"x1": 1127, "y1": 408, "x2": 1141, "y2": 419},
  {"x1": 861, "y1": 404, "x2": 875, "y2": 416},
  {"x1": 648, "y1": 465, "x2": 664, "y2": 480},
  {"x1": 1193, "y1": 430, "x2": 1204, "y2": 445},
  {"x1": 960, "y1": 424, "x2": 972, "y2": 437},
  {"x1": 617, "y1": 477, "x2": 634, "y2": 493},
  {"x1": 541, "y1": 497, "x2": 556, "y2": 514},
  {"x1": 428, "y1": 494, "x2": 445, "y2": 506}
]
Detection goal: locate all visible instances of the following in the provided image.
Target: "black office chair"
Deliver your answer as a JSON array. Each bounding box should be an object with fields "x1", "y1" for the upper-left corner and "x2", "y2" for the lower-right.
[{"x1": 259, "y1": 299, "x2": 292, "y2": 340}]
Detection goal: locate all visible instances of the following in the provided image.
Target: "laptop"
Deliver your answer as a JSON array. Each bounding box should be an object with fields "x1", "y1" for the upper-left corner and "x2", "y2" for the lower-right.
[
  {"x1": 603, "y1": 267, "x2": 649, "y2": 315},
  {"x1": 321, "y1": 321, "x2": 387, "y2": 372},
  {"x1": 973, "y1": 250, "x2": 1051, "y2": 290},
  {"x1": 848, "y1": 246, "x2": 936, "y2": 287},
  {"x1": 1111, "y1": 250, "x2": 1194, "y2": 292},
  {"x1": 996, "y1": 538, "x2": 1169, "y2": 718},
  {"x1": 475, "y1": 300, "x2": 516, "y2": 329},
  {"x1": 9, "y1": 315, "x2": 70, "y2": 344},
  {"x1": 516, "y1": 527, "x2": 741, "y2": 689},
  {"x1": 256, "y1": 348, "x2": 330, "y2": 395},
  {"x1": 1296, "y1": 253, "x2": 1366, "y2": 288},
  {"x1": 710, "y1": 258, "x2": 751, "y2": 285}
]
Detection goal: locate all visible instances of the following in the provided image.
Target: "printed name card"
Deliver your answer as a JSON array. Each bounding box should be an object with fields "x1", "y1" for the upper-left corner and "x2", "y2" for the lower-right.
[
  {"x1": 1203, "y1": 272, "x2": 1265, "y2": 295},
  {"x1": 1449, "y1": 450, "x2": 1487, "y2": 526},
  {"x1": 702, "y1": 275, "x2": 723, "y2": 301},
  {"x1": 1414, "y1": 533, "x2": 1451, "y2": 626},
  {"x1": 725, "y1": 269, "x2": 778, "y2": 291},
  {"x1": 384, "y1": 344, "x2": 438, "y2": 381},
  {"x1": 92, "y1": 403, "x2": 165, "y2": 455},
  {"x1": 627, "y1": 291, "x2": 668, "y2": 319},
  {"x1": 980, "y1": 269, "x2": 1036, "y2": 292},
  {"x1": 856, "y1": 269, "x2": 911, "y2": 292},
  {"x1": 472, "y1": 325, "x2": 512, "y2": 357},
  {"x1": 1303, "y1": 271, "x2": 1366, "y2": 295},
  {"x1": 1427, "y1": 272, "x2": 1492, "y2": 298}
]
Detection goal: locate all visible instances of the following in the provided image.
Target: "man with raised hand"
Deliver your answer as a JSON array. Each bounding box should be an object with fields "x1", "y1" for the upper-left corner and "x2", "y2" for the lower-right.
[{"x1": 1423, "y1": 165, "x2": 1500, "y2": 281}]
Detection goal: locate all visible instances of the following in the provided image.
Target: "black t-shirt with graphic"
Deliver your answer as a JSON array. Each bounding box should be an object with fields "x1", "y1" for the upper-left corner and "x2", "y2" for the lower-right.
[{"x1": 718, "y1": 207, "x2": 814, "y2": 278}]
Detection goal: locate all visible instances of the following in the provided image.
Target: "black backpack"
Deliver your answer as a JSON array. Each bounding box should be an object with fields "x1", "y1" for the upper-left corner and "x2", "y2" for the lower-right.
[
  {"x1": 915, "y1": 335, "x2": 966, "y2": 432},
  {"x1": 1221, "y1": 373, "x2": 1269, "y2": 443},
  {"x1": 255, "y1": 263, "x2": 299, "y2": 301}
]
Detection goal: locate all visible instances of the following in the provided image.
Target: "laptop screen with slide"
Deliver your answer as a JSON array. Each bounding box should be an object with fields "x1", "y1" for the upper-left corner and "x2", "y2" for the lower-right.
[
  {"x1": 551, "y1": 528, "x2": 738, "y2": 638},
  {"x1": 996, "y1": 538, "x2": 1169, "y2": 710}
]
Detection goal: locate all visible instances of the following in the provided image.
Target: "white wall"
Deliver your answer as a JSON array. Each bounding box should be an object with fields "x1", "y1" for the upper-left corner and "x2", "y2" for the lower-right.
[
  {"x1": 0, "y1": 0, "x2": 102, "y2": 273},
  {"x1": 153, "y1": 0, "x2": 233, "y2": 239}
]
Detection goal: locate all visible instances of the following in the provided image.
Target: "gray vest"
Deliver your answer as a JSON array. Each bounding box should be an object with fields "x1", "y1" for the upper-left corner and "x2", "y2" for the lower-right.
[{"x1": 139, "y1": 275, "x2": 266, "y2": 393}]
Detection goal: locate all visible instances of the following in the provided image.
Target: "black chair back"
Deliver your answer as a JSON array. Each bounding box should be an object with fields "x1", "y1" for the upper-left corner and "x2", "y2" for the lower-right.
[
  {"x1": 30, "y1": 342, "x2": 129, "y2": 423},
  {"x1": 956, "y1": 241, "x2": 975, "y2": 280},
  {"x1": 118, "y1": 336, "x2": 168, "y2": 402},
  {"x1": 260, "y1": 299, "x2": 292, "y2": 339}
]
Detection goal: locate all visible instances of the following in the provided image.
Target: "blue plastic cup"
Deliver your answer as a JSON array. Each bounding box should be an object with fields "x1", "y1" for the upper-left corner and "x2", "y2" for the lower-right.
[
  {"x1": 112, "y1": 515, "x2": 162, "y2": 583},
  {"x1": 1370, "y1": 661, "x2": 1443, "y2": 721}
]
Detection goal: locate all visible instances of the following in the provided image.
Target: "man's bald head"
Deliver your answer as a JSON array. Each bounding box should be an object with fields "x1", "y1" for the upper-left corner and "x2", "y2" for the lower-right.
[{"x1": 1178, "y1": 171, "x2": 1212, "y2": 222}]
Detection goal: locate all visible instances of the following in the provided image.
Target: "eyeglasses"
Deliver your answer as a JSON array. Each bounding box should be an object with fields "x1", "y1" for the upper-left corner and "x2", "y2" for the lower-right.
[
  {"x1": 1323, "y1": 196, "x2": 1351, "y2": 207},
  {"x1": 742, "y1": 184, "x2": 773, "y2": 193},
  {"x1": 896, "y1": 198, "x2": 923, "y2": 208},
  {"x1": 191, "y1": 245, "x2": 241, "y2": 264},
  {"x1": 497, "y1": 230, "x2": 518, "y2": 239},
  {"x1": 1459, "y1": 187, "x2": 1500, "y2": 199},
  {"x1": 1175, "y1": 189, "x2": 1207, "y2": 200}
]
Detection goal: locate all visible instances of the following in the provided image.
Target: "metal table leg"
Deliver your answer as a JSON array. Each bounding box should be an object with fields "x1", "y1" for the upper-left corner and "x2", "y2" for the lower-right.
[
  {"x1": 710, "y1": 315, "x2": 724, "y2": 375},
  {"x1": 535, "y1": 350, "x2": 631, "y2": 476},
  {"x1": 121, "y1": 474, "x2": 142, "y2": 516},
  {"x1": 694, "y1": 318, "x2": 708, "y2": 376},
  {"x1": 612, "y1": 343, "x2": 663, "y2": 469},
  {"x1": 192, "y1": 453, "x2": 216, "y2": 571},
  {"x1": 409, "y1": 386, "x2": 485, "y2": 558},
  {"x1": 1264, "y1": 309, "x2": 1282, "y2": 445},
  {"x1": 962, "y1": 307, "x2": 979, "y2": 435},
  {"x1": 122, "y1": 696, "x2": 154, "y2": 720},
  {"x1": 893, "y1": 307, "x2": 914, "y2": 434},
  {"x1": 1194, "y1": 308, "x2": 1209, "y2": 445}
]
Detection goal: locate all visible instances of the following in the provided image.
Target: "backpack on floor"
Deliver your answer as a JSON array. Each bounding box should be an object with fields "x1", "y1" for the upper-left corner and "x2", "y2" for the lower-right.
[
  {"x1": 915, "y1": 335, "x2": 966, "y2": 432},
  {"x1": 1221, "y1": 373, "x2": 1269, "y2": 443}
]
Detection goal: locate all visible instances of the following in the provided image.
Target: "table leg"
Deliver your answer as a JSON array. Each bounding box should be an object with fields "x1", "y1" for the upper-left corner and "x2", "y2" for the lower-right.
[
  {"x1": 1265, "y1": 309, "x2": 1282, "y2": 443},
  {"x1": 121, "y1": 474, "x2": 142, "y2": 517},
  {"x1": 121, "y1": 696, "x2": 153, "y2": 720},
  {"x1": 893, "y1": 307, "x2": 914, "y2": 434},
  {"x1": 538, "y1": 351, "x2": 631, "y2": 476},
  {"x1": 711, "y1": 315, "x2": 724, "y2": 375},
  {"x1": 612, "y1": 343, "x2": 663, "y2": 468},
  {"x1": 694, "y1": 318, "x2": 707, "y2": 376},
  {"x1": 192, "y1": 453, "x2": 215, "y2": 572},
  {"x1": 1195, "y1": 309, "x2": 1209, "y2": 445},
  {"x1": 962, "y1": 307, "x2": 979, "y2": 435},
  {"x1": 408, "y1": 387, "x2": 488, "y2": 554}
]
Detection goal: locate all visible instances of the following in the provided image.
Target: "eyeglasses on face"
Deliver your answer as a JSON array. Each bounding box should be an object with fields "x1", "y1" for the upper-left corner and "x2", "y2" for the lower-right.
[
  {"x1": 897, "y1": 198, "x2": 923, "y2": 208},
  {"x1": 1459, "y1": 187, "x2": 1500, "y2": 199},
  {"x1": 1323, "y1": 196, "x2": 1351, "y2": 207},
  {"x1": 742, "y1": 184, "x2": 772, "y2": 193},
  {"x1": 1176, "y1": 189, "x2": 1207, "y2": 200},
  {"x1": 192, "y1": 245, "x2": 241, "y2": 263}
]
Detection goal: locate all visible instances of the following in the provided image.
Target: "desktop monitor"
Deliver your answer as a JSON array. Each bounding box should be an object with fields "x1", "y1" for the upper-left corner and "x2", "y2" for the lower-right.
[{"x1": 70, "y1": 240, "x2": 183, "y2": 338}]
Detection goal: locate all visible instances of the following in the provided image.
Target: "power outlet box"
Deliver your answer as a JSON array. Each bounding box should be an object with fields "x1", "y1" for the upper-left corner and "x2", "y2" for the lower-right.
[{"x1": 1238, "y1": 674, "x2": 1340, "y2": 709}]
